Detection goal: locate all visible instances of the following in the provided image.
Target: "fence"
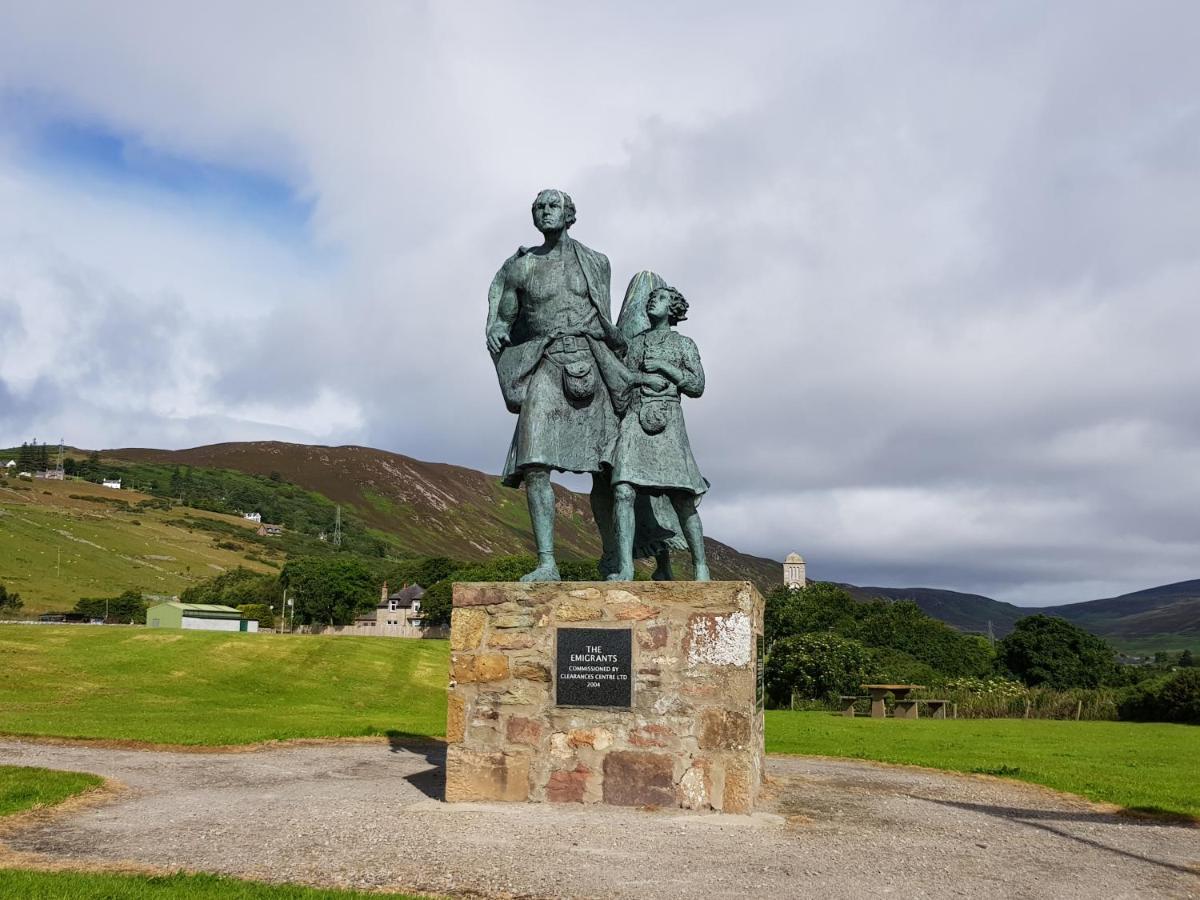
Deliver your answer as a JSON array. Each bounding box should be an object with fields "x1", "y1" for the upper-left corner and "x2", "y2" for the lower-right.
[{"x1": 296, "y1": 623, "x2": 448, "y2": 640}]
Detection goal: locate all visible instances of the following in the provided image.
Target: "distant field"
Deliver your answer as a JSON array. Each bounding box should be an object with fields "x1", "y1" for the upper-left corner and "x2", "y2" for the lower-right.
[
  {"x1": 0, "y1": 626, "x2": 447, "y2": 745},
  {"x1": 0, "y1": 765, "x2": 103, "y2": 817},
  {"x1": 766, "y1": 711, "x2": 1200, "y2": 819},
  {"x1": 0, "y1": 478, "x2": 277, "y2": 613}
]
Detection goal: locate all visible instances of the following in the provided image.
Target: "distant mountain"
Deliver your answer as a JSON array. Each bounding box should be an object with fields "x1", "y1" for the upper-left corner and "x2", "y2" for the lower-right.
[
  {"x1": 1046, "y1": 580, "x2": 1200, "y2": 640},
  {"x1": 840, "y1": 580, "x2": 1200, "y2": 650},
  {"x1": 843, "y1": 585, "x2": 1027, "y2": 636},
  {"x1": 106, "y1": 441, "x2": 782, "y2": 591}
]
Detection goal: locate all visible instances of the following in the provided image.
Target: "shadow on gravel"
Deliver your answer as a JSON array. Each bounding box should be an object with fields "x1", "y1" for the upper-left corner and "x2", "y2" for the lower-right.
[
  {"x1": 385, "y1": 731, "x2": 445, "y2": 800},
  {"x1": 923, "y1": 798, "x2": 1200, "y2": 878}
]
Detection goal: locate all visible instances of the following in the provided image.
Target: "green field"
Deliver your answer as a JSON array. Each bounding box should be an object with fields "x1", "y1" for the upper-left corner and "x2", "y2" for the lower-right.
[
  {"x1": 0, "y1": 765, "x2": 102, "y2": 817},
  {"x1": 0, "y1": 871, "x2": 425, "y2": 899},
  {"x1": 0, "y1": 626, "x2": 446, "y2": 745},
  {"x1": 1, "y1": 626, "x2": 1196, "y2": 818},
  {"x1": 766, "y1": 711, "x2": 1200, "y2": 818},
  {"x1": 0, "y1": 479, "x2": 278, "y2": 613}
]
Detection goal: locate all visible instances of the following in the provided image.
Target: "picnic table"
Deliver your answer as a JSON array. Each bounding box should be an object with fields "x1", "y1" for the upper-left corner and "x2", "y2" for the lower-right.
[{"x1": 861, "y1": 684, "x2": 926, "y2": 719}]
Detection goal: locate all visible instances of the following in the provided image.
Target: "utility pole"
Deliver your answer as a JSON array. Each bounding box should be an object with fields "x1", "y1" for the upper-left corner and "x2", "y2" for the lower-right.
[
  {"x1": 987, "y1": 620, "x2": 995, "y2": 647},
  {"x1": 332, "y1": 505, "x2": 342, "y2": 548}
]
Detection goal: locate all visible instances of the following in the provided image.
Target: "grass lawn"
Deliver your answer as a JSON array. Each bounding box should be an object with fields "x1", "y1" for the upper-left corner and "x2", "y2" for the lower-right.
[
  {"x1": 0, "y1": 765, "x2": 103, "y2": 817},
  {"x1": 0, "y1": 625, "x2": 448, "y2": 745},
  {"x1": 766, "y1": 710, "x2": 1200, "y2": 819},
  {"x1": 0, "y1": 871, "x2": 427, "y2": 899}
]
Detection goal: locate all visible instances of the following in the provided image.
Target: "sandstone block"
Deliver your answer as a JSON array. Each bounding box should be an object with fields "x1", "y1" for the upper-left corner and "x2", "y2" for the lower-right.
[
  {"x1": 446, "y1": 693, "x2": 466, "y2": 742},
  {"x1": 602, "y1": 751, "x2": 675, "y2": 807},
  {"x1": 547, "y1": 764, "x2": 591, "y2": 803},
  {"x1": 698, "y1": 708, "x2": 751, "y2": 751},
  {"x1": 512, "y1": 660, "x2": 551, "y2": 682},
  {"x1": 628, "y1": 723, "x2": 674, "y2": 748},
  {"x1": 453, "y1": 653, "x2": 509, "y2": 684},
  {"x1": 722, "y1": 757, "x2": 754, "y2": 814},
  {"x1": 450, "y1": 608, "x2": 487, "y2": 651},
  {"x1": 453, "y1": 585, "x2": 511, "y2": 608},
  {"x1": 487, "y1": 631, "x2": 535, "y2": 650},
  {"x1": 615, "y1": 603, "x2": 659, "y2": 621},
  {"x1": 555, "y1": 603, "x2": 603, "y2": 621},
  {"x1": 445, "y1": 747, "x2": 530, "y2": 802},
  {"x1": 568, "y1": 727, "x2": 613, "y2": 751},
  {"x1": 678, "y1": 763, "x2": 709, "y2": 810},
  {"x1": 506, "y1": 715, "x2": 543, "y2": 746},
  {"x1": 492, "y1": 613, "x2": 535, "y2": 629}
]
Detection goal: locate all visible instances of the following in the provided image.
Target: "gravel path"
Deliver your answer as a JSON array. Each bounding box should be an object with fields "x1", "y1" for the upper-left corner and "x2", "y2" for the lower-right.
[{"x1": 0, "y1": 738, "x2": 1196, "y2": 899}]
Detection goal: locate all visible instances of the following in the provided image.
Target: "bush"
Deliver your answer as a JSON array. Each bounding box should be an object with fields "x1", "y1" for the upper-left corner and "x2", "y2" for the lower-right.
[
  {"x1": 765, "y1": 633, "x2": 871, "y2": 707},
  {"x1": 236, "y1": 603, "x2": 275, "y2": 629},
  {"x1": 997, "y1": 614, "x2": 1116, "y2": 688},
  {"x1": 1119, "y1": 669, "x2": 1200, "y2": 724},
  {"x1": 0, "y1": 585, "x2": 22, "y2": 612}
]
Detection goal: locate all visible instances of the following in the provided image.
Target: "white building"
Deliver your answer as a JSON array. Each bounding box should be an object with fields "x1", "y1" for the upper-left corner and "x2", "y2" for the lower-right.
[
  {"x1": 243, "y1": 512, "x2": 262, "y2": 523},
  {"x1": 102, "y1": 478, "x2": 121, "y2": 489},
  {"x1": 783, "y1": 552, "x2": 807, "y2": 590},
  {"x1": 4, "y1": 460, "x2": 15, "y2": 469}
]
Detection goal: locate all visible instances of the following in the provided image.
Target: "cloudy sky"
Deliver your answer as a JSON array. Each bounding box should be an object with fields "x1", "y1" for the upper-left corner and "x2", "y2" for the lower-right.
[{"x1": 1, "y1": 3, "x2": 1197, "y2": 605}]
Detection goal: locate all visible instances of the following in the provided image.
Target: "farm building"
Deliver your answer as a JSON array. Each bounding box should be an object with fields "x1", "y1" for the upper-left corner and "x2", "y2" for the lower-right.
[{"x1": 146, "y1": 602, "x2": 259, "y2": 632}]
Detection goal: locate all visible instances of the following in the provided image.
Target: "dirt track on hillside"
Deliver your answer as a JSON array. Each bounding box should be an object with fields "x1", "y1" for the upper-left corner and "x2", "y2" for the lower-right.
[{"x1": 0, "y1": 738, "x2": 1196, "y2": 899}]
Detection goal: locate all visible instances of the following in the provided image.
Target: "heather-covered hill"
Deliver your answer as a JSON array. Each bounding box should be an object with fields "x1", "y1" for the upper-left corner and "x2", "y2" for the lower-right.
[{"x1": 107, "y1": 441, "x2": 782, "y2": 590}]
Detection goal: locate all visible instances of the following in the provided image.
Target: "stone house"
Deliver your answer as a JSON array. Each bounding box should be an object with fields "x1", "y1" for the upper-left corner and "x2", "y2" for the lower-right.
[{"x1": 356, "y1": 582, "x2": 426, "y2": 627}]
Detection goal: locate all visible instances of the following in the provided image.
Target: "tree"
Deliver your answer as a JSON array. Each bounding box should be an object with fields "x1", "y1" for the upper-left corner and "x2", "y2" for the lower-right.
[
  {"x1": 997, "y1": 614, "x2": 1115, "y2": 688},
  {"x1": 16, "y1": 442, "x2": 34, "y2": 472},
  {"x1": 765, "y1": 633, "x2": 872, "y2": 706},
  {"x1": 280, "y1": 556, "x2": 376, "y2": 626},
  {"x1": 181, "y1": 567, "x2": 279, "y2": 608},
  {"x1": 74, "y1": 590, "x2": 146, "y2": 623},
  {"x1": 237, "y1": 603, "x2": 275, "y2": 629},
  {"x1": 763, "y1": 582, "x2": 856, "y2": 650},
  {"x1": 0, "y1": 584, "x2": 23, "y2": 612},
  {"x1": 1179, "y1": 649, "x2": 1195, "y2": 668}
]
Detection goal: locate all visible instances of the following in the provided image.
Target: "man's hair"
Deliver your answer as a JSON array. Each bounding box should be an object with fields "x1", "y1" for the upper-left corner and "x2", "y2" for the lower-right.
[
  {"x1": 652, "y1": 286, "x2": 689, "y2": 325},
  {"x1": 532, "y1": 189, "x2": 577, "y2": 229}
]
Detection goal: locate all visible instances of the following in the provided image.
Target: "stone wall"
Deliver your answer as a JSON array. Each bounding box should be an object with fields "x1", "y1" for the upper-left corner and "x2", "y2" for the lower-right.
[{"x1": 446, "y1": 581, "x2": 764, "y2": 813}]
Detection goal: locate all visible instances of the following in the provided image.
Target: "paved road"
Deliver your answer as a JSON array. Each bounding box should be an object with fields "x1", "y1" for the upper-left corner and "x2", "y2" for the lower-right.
[{"x1": 0, "y1": 738, "x2": 1196, "y2": 899}]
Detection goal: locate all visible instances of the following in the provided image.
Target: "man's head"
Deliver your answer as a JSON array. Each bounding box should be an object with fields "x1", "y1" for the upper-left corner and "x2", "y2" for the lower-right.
[{"x1": 531, "y1": 189, "x2": 577, "y2": 233}]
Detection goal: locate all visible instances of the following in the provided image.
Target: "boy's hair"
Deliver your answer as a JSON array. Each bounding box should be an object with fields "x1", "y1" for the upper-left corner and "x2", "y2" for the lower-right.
[{"x1": 653, "y1": 286, "x2": 689, "y2": 325}]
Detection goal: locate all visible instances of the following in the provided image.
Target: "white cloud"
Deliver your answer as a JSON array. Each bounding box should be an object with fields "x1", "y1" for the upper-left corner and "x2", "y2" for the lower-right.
[{"x1": 0, "y1": 2, "x2": 1197, "y2": 603}]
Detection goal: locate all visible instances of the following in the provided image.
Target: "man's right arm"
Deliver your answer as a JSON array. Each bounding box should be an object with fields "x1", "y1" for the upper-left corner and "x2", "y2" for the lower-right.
[{"x1": 486, "y1": 258, "x2": 521, "y2": 354}]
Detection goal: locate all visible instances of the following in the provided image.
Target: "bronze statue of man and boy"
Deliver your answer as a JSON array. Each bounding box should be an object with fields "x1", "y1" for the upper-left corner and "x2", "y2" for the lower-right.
[{"x1": 486, "y1": 188, "x2": 709, "y2": 583}]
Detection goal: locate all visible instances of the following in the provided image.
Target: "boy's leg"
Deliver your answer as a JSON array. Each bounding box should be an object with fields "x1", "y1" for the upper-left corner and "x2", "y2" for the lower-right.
[{"x1": 607, "y1": 481, "x2": 637, "y2": 581}]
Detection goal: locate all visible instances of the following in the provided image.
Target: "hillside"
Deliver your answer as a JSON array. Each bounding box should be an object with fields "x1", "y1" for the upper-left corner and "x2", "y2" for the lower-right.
[
  {"x1": 106, "y1": 441, "x2": 782, "y2": 590},
  {"x1": 0, "y1": 477, "x2": 278, "y2": 613},
  {"x1": 844, "y1": 585, "x2": 1028, "y2": 636}
]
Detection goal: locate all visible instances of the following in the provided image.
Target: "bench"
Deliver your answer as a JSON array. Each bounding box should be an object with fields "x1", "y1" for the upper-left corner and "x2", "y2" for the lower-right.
[
  {"x1": 893, "y1": 698, "x2": 950, "y2": 720},
  {"x1": 838, "y1": 695, "x2": 867, "y2": 717}
]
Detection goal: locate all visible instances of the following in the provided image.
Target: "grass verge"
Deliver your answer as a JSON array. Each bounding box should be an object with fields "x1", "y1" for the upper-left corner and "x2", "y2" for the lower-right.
[
  {"x1": 0, "y1": 870, "x2": 427, "y2": 899},
  {"x1": 0, "y1": 626, "x2": 448, "y2": 746},
  {"x1": 765, "y1": 710, "x2": 1200, "y2": 819},
  {"x1": 0, "y1": 765, "x2": 103, "y2": 817}
]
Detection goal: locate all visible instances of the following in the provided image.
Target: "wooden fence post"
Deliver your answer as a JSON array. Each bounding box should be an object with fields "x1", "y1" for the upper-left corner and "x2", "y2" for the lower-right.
[{"x1": 1075, "y1": 699, "x2": 1083, "y2": 721}]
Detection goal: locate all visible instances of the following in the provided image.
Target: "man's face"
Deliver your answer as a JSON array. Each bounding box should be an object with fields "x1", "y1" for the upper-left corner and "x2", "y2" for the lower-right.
[
  {"x1": 648, "y1": 290, "x2": 672, "y2": 319},
  {"x1": 532, "y1": 191, "x2": 567, "y2": 232}
]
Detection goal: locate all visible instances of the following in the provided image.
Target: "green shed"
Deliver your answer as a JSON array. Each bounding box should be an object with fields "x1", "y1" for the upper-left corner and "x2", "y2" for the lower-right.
[{"x1": 145, "y1": 602, "x2": 258, "y2": 633}]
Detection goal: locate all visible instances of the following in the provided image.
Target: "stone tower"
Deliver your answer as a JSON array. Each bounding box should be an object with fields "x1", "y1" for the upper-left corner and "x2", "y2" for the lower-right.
[{"x1": 783, "y1": 552, "x2": 806, "y2": 590}]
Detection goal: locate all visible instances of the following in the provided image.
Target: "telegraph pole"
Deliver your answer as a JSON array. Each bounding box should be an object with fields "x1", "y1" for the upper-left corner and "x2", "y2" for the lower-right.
[{"x1": 332, "y1": 505, "x2": 343, "y2": 548}]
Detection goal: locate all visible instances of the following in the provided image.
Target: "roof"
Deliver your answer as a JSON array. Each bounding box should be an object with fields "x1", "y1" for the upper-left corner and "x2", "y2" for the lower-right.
[
  {"x1": 148, "y1": 602, "x2": 242, "y2": 617},
  {"x1": 387, "y1": 584, "x2": 425, "y2": 603},
  {"x1": 785, "y1": 552, "x2": 805, "y2": 563}
]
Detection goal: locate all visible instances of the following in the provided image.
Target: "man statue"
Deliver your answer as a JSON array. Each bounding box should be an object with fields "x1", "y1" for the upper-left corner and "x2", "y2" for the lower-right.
[{"x1": 485, "y1": 189, "x2": 630, "y2": 581}]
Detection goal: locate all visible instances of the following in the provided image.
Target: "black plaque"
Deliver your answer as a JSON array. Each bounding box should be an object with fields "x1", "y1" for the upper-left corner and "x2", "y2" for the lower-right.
[{"x1": 555, "y1": 627, "x2": 632, "y2": 707}]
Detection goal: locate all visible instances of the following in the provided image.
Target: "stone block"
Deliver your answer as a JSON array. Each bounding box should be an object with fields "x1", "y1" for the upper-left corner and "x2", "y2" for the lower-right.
[
  {"x1": 614, "y1": 603, "x2": 660, "y2": 621},
  {"x1": 547, "y1": 764, "x2": 591, "y2": 803},
  {"x1": 568, "y1": 727, "x2": 614, "y2": 751},
  {"x1": 629, "y1": 723, "x2": 674, "y2": 748},
  {"x1": 512, "y1": 660, "x2": 551, "y2": 682},
  {"x1": 698, "y1": 708, "x2": 751, "y2": 751},
  {"x1": 444, "y1": 747, "x2": 530, "y2": 802},
  {"x1": 450, "y1": 608, "x2": 487, "y2": 651},
  {"x1": 446, "y1": 692, "x2": 466, "y2": 742},
  {"x1": 602, "y1": 751, "x2": 676, "y2": 808},
  {"x1": 721, "y1": 757, "x2": 754, "y2": 815},
  {"x1": 492, "y1": 613, "x2": 535, "y2": 629},
  {"x1": 555, "y1": 602, "x2": 603, "y2": 622},
  {"x1": 453, "y1": 585, "x2": 511, "y2": 608},
  {"x1": 487, "y1": 630, "x2": 535, "y2": 650},
  {"x1": 637, "y1": 625, "x2": 669, "y2": 650},
  {"x1": 678, "y1": 762, "x2": 709, "y2": 810},
  {"x1": 452, "y1": 653, "x2": 509, "y2": 684},
  {"x1": 506, "y1": 715, "x2": 543, "y2": 747}
]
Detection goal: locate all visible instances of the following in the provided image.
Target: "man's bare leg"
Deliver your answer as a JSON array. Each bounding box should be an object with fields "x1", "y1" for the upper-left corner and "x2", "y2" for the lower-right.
[
  {"x1": 670, "y1": 491, "x2": 710, "y2": 581},
  {"x1": 591, "y1": 472, "x2": 618, "y2": 579},
  {"x1": 606, "y1": 481, "x2": 636, "y2": 581},
  {"x1": 520, "y1": 466, "x2": 560, "y2": 582}
]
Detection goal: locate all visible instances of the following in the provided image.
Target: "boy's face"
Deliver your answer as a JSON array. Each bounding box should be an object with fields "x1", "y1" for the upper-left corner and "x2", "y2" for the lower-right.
[{"x1": 648, "y1": 290, "x2": 672, "y2": 318}]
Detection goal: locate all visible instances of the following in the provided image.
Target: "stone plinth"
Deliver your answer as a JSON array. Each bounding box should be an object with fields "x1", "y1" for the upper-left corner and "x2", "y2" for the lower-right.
[{"x1": 445, "y1": 581, "x2": 765, "y2": 813}]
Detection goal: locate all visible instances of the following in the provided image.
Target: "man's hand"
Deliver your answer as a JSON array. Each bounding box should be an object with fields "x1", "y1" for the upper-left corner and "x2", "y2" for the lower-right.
[
  {"x1": 486, "y1": 323, "x2": 511, "y2": 354},
  {"x1": 640, "y1": 373, "x2": 669, "y2": 392}
]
